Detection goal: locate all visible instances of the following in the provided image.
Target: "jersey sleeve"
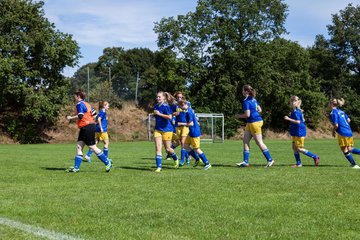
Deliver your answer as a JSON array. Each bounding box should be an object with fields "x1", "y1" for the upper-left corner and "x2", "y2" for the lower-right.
[
  {"x1": 293, "y1": 111, "x2": 302, "y2": 121},
  {"x1": 187, "y1": 110, "x2": 195, "y2": 123},
  {"x1": 76, "y1": 102, "x2": 87, "y2": 115},
  {"x1": 163, "y1": 105, "x2": 172, "y2": 115},
  {"x1": 242, "y1": 101, "x2": 250, "y2": 111},
  {"x1": 330, "y1": 112, "x2": 338, "y2": 125}
]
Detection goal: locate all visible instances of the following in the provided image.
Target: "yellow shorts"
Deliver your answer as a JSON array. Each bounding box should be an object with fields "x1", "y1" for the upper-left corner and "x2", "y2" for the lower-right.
[
  {"x1": 245, "y1": 121, "x2": 263, "y2": 135},
  {"x1": 337, "y1": 135, "x2": 354, "y2": 147},
  {"x1": 292, "y1": 137, "x2": 305, "y2": 148},
  {"x1": 95, "y1": 132, "x2": 109, "y2": 141},
  {"x1": 172, "y1": 132, "x2": 179, "y2": 141},
  {"x1": 176, "y1": 126, "x2": 190, "y2": 137},
  {"x1": 185, "y1": 136, "x2": 201, "y2": 149},
  {"x1": 154, "y1": 130, "x2": 173, "y2": 141}
]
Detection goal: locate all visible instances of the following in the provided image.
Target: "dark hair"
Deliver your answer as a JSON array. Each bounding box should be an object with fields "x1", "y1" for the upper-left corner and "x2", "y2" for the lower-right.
[
  {"x1": 75, "y1": 90, "x2": 86, "y2": 100},
  {"x1": 99, "y1": 101, "x2": 109, "y2": 109},
  {"x1": 243, "y1": 85, "x2": 256, "y2": 97},
  {"x1": 177, "y1": 99, "x2": 187, "y2": 106},
  {"x1": 330, "y1": 98, "x2": 345, "y2": 107}
]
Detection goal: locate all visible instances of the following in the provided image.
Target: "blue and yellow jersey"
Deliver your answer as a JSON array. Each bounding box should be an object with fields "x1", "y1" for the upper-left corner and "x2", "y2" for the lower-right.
[
  {"x1": 242, "y1": 96, "x2": 262, "y2": 123},
  {"x1": 76, "y1": 100, "x2": 94, "y2": 128},
  {"x1": 289, "y1": 108, "x2": 306, "y2": 137},
  {"x1": 154, "y1": 102, "x2": 173, "y2": 132},
  {"x1": 186, "y1": 107, "x2": 201, "y2": 138},
  {"x1": 175, "y1": 101, "x2": 191, "y2": 127},
  {"x1": 96, "y1": 109, "x2": 108, "y2": 132},
  {"x1": 330, "y1": 108, "x2": 352, "y2": 137}
]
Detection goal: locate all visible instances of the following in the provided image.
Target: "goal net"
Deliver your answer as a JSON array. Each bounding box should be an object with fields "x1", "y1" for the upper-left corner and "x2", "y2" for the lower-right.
[{"x1": 147, "y1": 113, "x2": 224, "y2": 143}]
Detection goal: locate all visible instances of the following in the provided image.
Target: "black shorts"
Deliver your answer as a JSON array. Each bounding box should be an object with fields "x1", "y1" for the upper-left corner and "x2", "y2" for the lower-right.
[{"x1": 78, "y1": 123, "x2": 96, "y2": 146}]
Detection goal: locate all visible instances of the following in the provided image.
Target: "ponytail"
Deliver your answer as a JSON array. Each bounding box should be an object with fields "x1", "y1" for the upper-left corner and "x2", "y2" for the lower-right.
[
  {"x1": 290, "y1": 95, "x2": 303, "y2": 112},
  {"x1": 243, "y1": 85, "x2": 256, "y2": 97},
  {"x1": 330, "y1": 98, "x2": 345, "y2": 107}
]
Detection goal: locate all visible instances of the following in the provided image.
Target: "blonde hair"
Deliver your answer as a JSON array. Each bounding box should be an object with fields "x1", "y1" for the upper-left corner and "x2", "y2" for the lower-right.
[
  {"x1": 157, "y1": 91, "x2": 176, "y2": 104},
  {"x1": 330, "y1": 98, "x2": 345, "y2": 107},
  {"x1": 290, "y1": 96, "x2": 303, "y2": 111},
  {"x1": 243, "y1": 85, "x2": 256, "y2": 97}
]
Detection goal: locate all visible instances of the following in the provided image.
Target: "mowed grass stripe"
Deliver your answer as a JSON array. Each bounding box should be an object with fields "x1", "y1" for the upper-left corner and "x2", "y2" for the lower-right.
[{"x1": 1, "y1": 140, "x2": 360, "y2": 239}]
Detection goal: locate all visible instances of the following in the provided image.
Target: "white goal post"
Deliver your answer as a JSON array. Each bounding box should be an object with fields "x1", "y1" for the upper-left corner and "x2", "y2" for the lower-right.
[{"x1": 147, "y1": 113, "x2": 224, "y2": 143}]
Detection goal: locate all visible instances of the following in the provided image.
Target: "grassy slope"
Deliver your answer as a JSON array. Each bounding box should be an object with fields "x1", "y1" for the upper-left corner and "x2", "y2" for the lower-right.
[{"x1": 1, "y1": 140, "x2": 360, "y2": 239}]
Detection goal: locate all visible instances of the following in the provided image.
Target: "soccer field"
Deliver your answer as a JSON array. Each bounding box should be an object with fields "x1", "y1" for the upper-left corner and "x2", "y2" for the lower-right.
[{"x1": 1, "y1": 140, "x2": 360, "y2": 239}]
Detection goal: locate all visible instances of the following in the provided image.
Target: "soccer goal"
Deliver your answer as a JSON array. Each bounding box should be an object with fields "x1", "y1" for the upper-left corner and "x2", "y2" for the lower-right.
[{"x1": 147, "y1": 113, "x2": 224, "y2": 143}]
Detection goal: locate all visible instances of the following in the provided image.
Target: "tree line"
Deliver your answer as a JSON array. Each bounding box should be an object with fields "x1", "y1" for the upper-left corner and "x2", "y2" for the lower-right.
[{"x1": 1, "y1": 0, "x2": 360, "y2": 142}]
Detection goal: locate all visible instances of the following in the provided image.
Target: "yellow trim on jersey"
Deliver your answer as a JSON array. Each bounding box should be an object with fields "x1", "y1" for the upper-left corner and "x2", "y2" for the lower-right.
[
  {"x1": 337, "y1": 135, "x2": 354, "y2": 147},
  {"x1": 245, "y1": 121, "x2": 263, "y2": 135},
  {"x1": 292, "y1": 136, "x2": 305, "y2": 148},
  {"x1": 154, "y1": 130, "x2": 173, "y2": 141},
  {"x1": 185, "y1": 136, "x2": 201, "y2": 149},
  {"x1": 95, "y1": 132, "x2": 109, "y2": 141},
  {"x1": 176, "y1": 126, "x2": 190, "y2": 137}
]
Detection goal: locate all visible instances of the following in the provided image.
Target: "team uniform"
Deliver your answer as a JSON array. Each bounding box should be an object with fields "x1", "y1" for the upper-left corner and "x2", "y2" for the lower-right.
[
  {"x1": 154, "y1": 102, "x2": 178, "y2": 169},
  {"x1": 69, "y1": 100, "x2": 111, "y2": 172},
  {"x1": 243, "y1": 96, "x2": 263, "y2": 135},
  {"x1": 85, "y1": 108, "x2": 110, "y2": 161},
  {"x1": 330, "y1": 108, "x2": 360, "y2": 167},
  {"x1": 184, "y1": 107, "x2": 211, "y2": 170},
  {"x1": 289, "y1": 108, "x2": 319, "y2": 166},
  {"x1": 241, "y1": 96, "x2": 273, "y2": 165},
  {"x1": 175, "y1": 102, "x2": 191, "y2": 165}
]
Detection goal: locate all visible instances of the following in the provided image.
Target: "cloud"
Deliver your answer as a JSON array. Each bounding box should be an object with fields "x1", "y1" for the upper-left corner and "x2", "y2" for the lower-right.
[{"x1": 43, "y1": 0, "x2": 196, "y2": 48}]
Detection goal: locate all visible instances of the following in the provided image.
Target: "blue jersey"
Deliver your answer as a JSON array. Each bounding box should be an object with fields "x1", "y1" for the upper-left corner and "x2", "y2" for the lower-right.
[
  {"x1": 330, "y1": 108, "x2": 352, "y2": 137},
  {"x1": 289, "y1": 108, "x2": 306, "y2": 137},
  {"x1": 175, "y1": 101, "x2": 191, "y2": 127},
  {"x1": 96, "y1": 109, "x2": 108, "y2": 132},
  {"x1": 242, "y1": 96, "x2": 262, "y2": 123},
  {"x1": 154, "y1": 102, "x2": 173, "y2": 132},
  {"x1": 186, "y1": 107, "x2": 201, "y2": 138}
]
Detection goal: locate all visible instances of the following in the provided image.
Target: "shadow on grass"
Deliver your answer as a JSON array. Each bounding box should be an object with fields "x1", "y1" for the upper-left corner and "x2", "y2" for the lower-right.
[{"x1": 42, "y1": 167, "x2": 67, "y2": 171}]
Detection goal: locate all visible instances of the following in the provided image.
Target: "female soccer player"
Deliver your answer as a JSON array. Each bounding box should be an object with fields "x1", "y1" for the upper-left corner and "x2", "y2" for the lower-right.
[
  {"x1": 66, "y1": 91, "x2": 112, "y2": 173},
  {"x1": 178, "y1": 99, "x2": 211, "y2": 170},
  {"x1": 284, "y1": 96, "x2": 320, "y2": 167},
  {"x1": 235, "y1": 85, "x2": 275, "y2": 168},
  {"x1": 85, "y1": 101, "x2": 110, "y2": 162},
  {"x1": 173, "y1": 91, "x2": 191, "y2": 166},
  {"x1": 153, "y1": 91, "x2": 179, "y2": 172},
  {"x1": 329, "y1": 98, "x2": 360, "y2": 169}
]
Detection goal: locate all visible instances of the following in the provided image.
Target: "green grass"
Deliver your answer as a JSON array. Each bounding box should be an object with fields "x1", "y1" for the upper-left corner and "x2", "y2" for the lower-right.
[{"x1": 1, "y1": 140, "x2": 360, "y2": 239}]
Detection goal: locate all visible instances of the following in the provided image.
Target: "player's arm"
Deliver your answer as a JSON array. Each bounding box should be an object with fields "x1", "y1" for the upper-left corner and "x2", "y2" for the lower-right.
[
  {"x1": 257, "y1": 105, "x2": 262, "y2": 113},
  {"x1": 235, "y1": 110, "x2": 250, "y2": 119},
  {"x1": 284, "y1": 115, "x2": 300, "y2": 124},
  {"x1": 153, "y1": 110, "x2": 172, "y2": 120},
  {"x1": 97, "y1": 116, "x2": 103, "y2": 132}
]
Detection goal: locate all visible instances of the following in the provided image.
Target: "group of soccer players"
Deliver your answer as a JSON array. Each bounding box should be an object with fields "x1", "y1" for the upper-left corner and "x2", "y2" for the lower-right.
[{"x1": 66, "y1": 84, "x2": 360, "y2": 173}]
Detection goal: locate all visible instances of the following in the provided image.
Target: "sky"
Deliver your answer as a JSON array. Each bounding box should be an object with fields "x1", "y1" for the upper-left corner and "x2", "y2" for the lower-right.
[{"x1": 42, "y1": 0, "x2": 360, "y2": 77}]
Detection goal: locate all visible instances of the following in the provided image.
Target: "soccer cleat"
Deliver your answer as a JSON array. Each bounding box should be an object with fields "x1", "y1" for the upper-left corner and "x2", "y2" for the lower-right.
[
  {"x1": 352, "y1": 165, "x2": 360, "y2": 169},
  {"x1": 193, "y1": 159, "x2": 200, "y2": 167},
  {"x1": 66, "y1": 167, "x2": 79, "y2": 173},
  {"x1": 265, "y1": 160, "x2": 275, "y2": 168},
  {"x1": 154, "y1": 167, "x2": 162, "y2": 173},
  {"x1": 174, "y1": 159, "x2": 179, "y2": 168},
  {"x1": 179, "y1": 159, "x2": 185, "y2": 167},
  {"x1": 313, "y1": 156, "x2": 320, "y2": 166},
  {"x1": 166, "y1": 154, "x2": 172, "y2": 161},
  {"x1": 186, "y1": 156, "x2": 190, "y2": 166},
  {"x1": 83, "y1": 155, "x2": 91, "y2": 163},
  {"x1": 236, "y1": 162, "x2": 250, "y2": 167},
  {"x1": 291, "y1": 164, "x2": 302, "y2": 168},
  {"x1": 203, "y1": 164, "x2": 212, "y2": 170},
  {"x1": 105, "y1": 161, "x2": 112, "y2": 172}
]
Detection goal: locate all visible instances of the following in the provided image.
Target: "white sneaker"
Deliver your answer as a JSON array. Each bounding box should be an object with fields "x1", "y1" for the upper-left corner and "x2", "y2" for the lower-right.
[
  {"x1": 265, "y1": 160, "x2": 275, "y2": 168},
  {"x1": 84, "y1": 155, "x2": 91, "y2": 163},
  {"x1": 236, "y1": 162, "x2": 249, "y2": 167},
  {"x1": 203, "y1": 164, "x2": 212, "y2": 170},
  {"x1": 352, "y1": 165, "x2": 360, "y2": 169},
  {"x1": 105, "y1": 161, "x2": 112, "y2": 172}
]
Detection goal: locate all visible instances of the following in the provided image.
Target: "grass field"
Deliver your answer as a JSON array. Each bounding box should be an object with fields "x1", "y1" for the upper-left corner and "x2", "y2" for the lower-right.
[{"x1": 1, "y1": 139, "x2": 360, "y2": 239}]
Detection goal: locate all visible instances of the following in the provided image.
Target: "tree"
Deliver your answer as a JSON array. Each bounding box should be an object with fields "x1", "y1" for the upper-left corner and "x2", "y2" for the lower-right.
[{"x1": 0, "y1": 0, "x2": 80, "y2": 142}]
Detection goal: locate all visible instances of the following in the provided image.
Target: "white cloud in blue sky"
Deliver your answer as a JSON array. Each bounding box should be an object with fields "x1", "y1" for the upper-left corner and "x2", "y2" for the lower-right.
[{"x1": 42, "y1": 0, "x2": 360, "y2": 76}]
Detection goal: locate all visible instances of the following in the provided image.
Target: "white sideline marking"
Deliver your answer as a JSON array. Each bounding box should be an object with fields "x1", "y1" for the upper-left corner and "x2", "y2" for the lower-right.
[{"x1": 0, "y1": 217, "x2": 83, "y2": 240}]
